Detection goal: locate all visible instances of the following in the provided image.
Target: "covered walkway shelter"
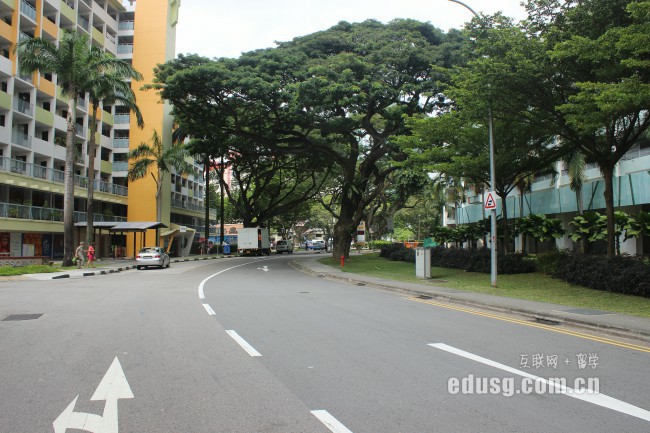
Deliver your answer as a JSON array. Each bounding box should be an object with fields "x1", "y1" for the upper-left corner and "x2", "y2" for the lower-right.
[
  {"x1": 160, "y1": 223, "x2": 195, "y2": 258},
  {"x1": 74, "y1": 221, "x2": 167, "y2": 259}
]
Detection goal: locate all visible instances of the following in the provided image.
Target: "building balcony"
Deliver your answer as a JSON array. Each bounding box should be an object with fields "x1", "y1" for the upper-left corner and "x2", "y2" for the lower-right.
[
  {"x1": 113, "y1": 113, "x2": 130, "y2": 124},
  {"x1": 13, "y1": 97, "x2": 33, "y2": 116},
  {"x1": 113, "y1": 137, "x2": 129, "y2": 148},
  {"x1": 0, "y1": 156, "x2": 128, "y2": 197},
  {"x1": 20, "y1": 0, "x2": 36, "y2": 21},
  {"x1": 11, "y1": 131, "x2": 32, "y2": 148}
]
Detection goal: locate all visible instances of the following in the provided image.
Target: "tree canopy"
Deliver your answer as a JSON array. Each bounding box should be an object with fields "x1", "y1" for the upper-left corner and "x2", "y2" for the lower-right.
[{"x1": 149, "y1": 19, "x2": 464, "y2": 258}]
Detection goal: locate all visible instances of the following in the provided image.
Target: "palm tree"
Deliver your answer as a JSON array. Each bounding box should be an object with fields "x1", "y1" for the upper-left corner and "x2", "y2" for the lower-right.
[
  {"x1": 15, "y1": 31, "x2": 139, "y2": 265},
  {"x1": 127, "y1": 130, "x2": 195, "y2": 222},
  {"x1": 85, "y1": 58, "x2": 144, "y2": 247}
]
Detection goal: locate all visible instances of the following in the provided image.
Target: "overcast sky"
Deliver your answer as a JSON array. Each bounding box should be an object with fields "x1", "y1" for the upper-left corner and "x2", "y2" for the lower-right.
[{"x1": 175, "y1": 0, "x2": 528, "y2": 59}]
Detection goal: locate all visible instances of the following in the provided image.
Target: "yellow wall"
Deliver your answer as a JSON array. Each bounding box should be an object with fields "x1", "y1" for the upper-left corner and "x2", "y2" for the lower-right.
[{"x1": 127, "y1": 0, "x2": 178, "y2": 254}]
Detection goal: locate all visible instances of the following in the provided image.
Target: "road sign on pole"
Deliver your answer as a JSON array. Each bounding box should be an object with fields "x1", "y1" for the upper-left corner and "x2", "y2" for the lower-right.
[{"x1": 484, "y1": 192, "x2": 497, "y2": 210}]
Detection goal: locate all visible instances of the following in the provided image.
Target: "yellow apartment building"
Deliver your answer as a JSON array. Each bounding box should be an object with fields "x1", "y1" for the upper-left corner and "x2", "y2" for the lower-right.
[{"x1": 0, "y1": 0, "x2": 210, "y2": 260}]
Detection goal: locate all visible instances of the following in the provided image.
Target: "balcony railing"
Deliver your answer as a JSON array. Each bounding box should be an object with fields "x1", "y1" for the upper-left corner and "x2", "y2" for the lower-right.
[
  {"x1": 117, "y1": 44, "x2": 133, "y2": 54},
  {"x1": 0, "y1": 157, "x2": 128, "y2": 196},
  {"x1": 112, "y1": 161, "x2": 128, "y2": 172},
  {"x1": 118, "y1": 21, "x2": 134, "y2": 30},
  {"x1": 20, "y1": 0, "x2": 37, "y2": 21},
  {"x1": 0, "y1": 202, "x2": 128, "y2": 223},
  {"x1": 171, "y1": 198, "x2": 206, "y2": 213},
  {"x1": 78, "y1": 15, "x2": 90, "y2": 32},
  {"x1": 13, "y1": 97, "x2": 33, "y2": 116},
  {"x1": 113, "y1": 113, "x2": 130, "y2": 124},
  {"x1": 74, "y1": 123, "x2": 86, "y2": 137},
  {"x1": 11, "y1": 131, "x2": 32, "y2": 148},
  {"x1": 113, "y1": 137, "x2": 130, "y2": 148}
]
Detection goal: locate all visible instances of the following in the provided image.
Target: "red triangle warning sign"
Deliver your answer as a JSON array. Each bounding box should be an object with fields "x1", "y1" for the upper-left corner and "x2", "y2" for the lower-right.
[{"x1": 484, "y1": 192, "x2": 497, "y2": 210}]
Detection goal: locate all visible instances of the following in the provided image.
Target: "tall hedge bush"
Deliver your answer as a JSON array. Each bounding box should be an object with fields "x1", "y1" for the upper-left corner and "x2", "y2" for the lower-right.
[{"x1": 552, "y1": 252, "x2": 650, "y2": 297}]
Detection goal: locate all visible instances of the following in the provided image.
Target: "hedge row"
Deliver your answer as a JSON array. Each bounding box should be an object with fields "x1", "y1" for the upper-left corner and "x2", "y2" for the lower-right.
[
  {"x1": 379, "y1": 244, "x2": 535, "y2": 274},
  {"x1": 550, "y1": 252, "x2": 650, "y2": 298},
  {"x1": 378, "y1": 244, "x2": 650, "y2": 298}
]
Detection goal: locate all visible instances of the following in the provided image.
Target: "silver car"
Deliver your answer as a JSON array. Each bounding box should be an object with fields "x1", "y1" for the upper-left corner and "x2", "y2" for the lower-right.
[
  {"x1": 275, "y1": 240, "x2": 294, "y2": 254},
  {"x1": 136, "y1": 247, "x2": 170, "y2": 270}
]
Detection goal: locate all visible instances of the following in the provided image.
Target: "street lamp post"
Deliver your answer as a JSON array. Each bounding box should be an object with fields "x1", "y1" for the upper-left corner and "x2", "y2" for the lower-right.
[{"x1": 448, "y1": 0, "x2": 497, "y2": 287}]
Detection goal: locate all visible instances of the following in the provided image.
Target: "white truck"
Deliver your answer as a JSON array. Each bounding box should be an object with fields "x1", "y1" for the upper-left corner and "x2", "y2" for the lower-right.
[{"x1": 237, "y1": 227, "x2": 271, "y2": 256}]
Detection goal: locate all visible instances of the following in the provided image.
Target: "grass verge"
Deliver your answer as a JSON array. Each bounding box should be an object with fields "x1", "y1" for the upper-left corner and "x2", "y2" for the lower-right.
[
  {"x1": 319, "y1": 253, "x2": 650, "y2": 318},
  {"x1": 0, "y1": 265, "x2": 69, "y2": 276}
]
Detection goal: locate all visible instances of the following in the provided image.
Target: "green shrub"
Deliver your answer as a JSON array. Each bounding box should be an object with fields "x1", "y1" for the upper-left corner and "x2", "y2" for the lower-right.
[
  {"x1": 533, "y1": 250, "x2": 564, "y2": 274},
  {"x1": 429, "y1": 247, "x2": 535, "y2": 274},
  {"x1": 553, "y1": 253, "x2": 650, "y2": 297},
  {"x1": 368, "y1": 240, "x2": 393, "y2": 250}
]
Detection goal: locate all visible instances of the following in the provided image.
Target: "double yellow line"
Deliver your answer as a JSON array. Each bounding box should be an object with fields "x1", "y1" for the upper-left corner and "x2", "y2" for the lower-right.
[{"x1": 408, "y1": 296, "x2": 650, "y2": 353}]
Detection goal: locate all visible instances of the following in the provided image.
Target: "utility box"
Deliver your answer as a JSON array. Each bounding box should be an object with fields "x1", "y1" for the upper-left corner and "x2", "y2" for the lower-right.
[{"x1": 415, "y1": 247, "x2": 431, "y2": 279}]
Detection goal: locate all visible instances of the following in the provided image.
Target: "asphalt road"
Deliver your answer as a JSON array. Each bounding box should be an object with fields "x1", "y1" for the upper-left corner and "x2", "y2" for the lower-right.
[{"x1": 0, "y1": 255, "x2": 648, "y2": 433}]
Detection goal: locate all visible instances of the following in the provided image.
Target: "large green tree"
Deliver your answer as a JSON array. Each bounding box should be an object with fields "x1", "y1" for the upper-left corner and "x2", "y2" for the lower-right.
[
  {"x1": 428, "y1": 1, "x2": 650, "y2": 257},
  {"x1": 15, "y1": 31, "x2": 135, "y2": 265},
  {"x1": 149, "y1": 20, "x2": 463, "y2": 258}
]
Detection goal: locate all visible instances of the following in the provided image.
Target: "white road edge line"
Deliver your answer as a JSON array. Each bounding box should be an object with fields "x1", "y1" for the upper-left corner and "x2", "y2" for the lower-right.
[
  {"x1": 311, "y1": 410, "x2": 354, "y2": 433},
  {"x1": 226, "y1": 330, "x2": 262, "y2": 357},
  {"x1": 430, "y1": 343, "x2": 650, "y2": 422},
  {"x1": 202, "y1": 304, "x2": 216, "y2": 315},
  {"x1": 198, "y1": 258, "x2": 274, "y2": 299}
]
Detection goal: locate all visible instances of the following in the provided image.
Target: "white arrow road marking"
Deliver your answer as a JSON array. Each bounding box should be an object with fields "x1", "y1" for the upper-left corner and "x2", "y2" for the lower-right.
[
  {"x1": 311, "y1": 410, "x2": 354, "y2": 433},
  {"x1": 430, "y1": 343, "x2": 650, "y2": 422},
  {"x1": 226, "y1": 330, "x2": 262, "y2": 357},
  {"x1": 257, "y1": 265, "x2": 269, "y2": 272},
  {"x1": 53, "y1": 357, "x2": 134, "y2": 433}
]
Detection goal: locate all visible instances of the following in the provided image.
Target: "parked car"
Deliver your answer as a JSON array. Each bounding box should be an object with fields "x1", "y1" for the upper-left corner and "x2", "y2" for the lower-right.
[
  {"x1": 311, "y1": 240, "x2": 326, "y2": 251},
  {"x1": 136, "y1": 247, "x2": 170, "y2": 270},
  {"x1": 275, "y1": 240, "x2": 294, "y2": 254}
]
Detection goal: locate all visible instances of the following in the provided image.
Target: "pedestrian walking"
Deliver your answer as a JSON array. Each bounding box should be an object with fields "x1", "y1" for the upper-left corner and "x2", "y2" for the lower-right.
[
  {"x1": 86, "y1": 243, "x2": 95, "y2": 268},
  {"x1": 75, "y1": 242, "x2": 86, "y2": 268}
]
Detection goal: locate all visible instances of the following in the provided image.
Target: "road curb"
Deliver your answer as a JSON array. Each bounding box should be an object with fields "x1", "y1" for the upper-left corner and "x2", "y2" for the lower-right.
[{"x1": 291, "y1": 260, "x2": 650, "y2": 345}]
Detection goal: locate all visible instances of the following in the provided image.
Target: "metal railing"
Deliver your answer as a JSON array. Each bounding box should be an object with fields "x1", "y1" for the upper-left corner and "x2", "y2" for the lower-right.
[
  {"x1": 0, "y1": 202, "x2": 128, "y2": 223},
  {"x1": 171, "y1": 198, "x2": 206, "y2": 213},
  {"x1": 0, "y1": 157, "x2": 128, "y2": 196}
]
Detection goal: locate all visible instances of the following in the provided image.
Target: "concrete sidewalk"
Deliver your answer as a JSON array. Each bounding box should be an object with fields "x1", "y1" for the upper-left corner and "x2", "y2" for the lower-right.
[
  {"x1": 19, "y1": 255, "x2": 225, "y2": 280},
  {"x1": 292, "y1": 256, "x2": 650, "y2": 345}
]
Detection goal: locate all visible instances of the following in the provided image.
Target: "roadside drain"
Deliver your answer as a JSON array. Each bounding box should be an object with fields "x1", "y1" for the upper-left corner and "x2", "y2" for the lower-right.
[
  {"x1": 2, "y1": 314, "x2": 44, "y2": 321},
  {"x1": 534, "y1": 317, "x2": 561, "y2": 326}
]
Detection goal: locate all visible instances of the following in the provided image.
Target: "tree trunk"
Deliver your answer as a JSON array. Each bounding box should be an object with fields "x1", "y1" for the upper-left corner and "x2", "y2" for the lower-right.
[
  {"x1": 332, "y1": 220, "x2": 353, "y2": 259},
  {"x1": 601, "y1": 164, "x2": 616, "y2": 258},
  {"x1": 204, "y1": 155, "x2": 210, "y2": 254},
  {"x1": 63, "y1": 97, "x2": 78, "y2": 267},
  {"x1": 86, "y1": 104, "x2": 98, "y2": 248},
  {"x1": 220, "y1": 156, "x2": 225, "y2": 253}
]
